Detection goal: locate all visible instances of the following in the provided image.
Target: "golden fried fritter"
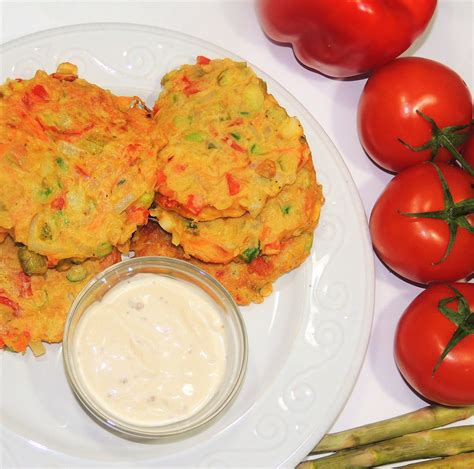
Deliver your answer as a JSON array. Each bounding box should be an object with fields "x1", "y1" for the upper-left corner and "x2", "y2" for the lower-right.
[
  {"x1": 0, "y1": 63, "x2": 165, "y2": 264},
  {"x1": 131, "y1": 221, "x2": 314, "y2": 306},
  {"x1": 153, "y1": 58, "x2": 310, "y2": 221},
  {"x1": 152, "y1": 159, "x2": 323, "y2": 264},
  {"x1": 0, "y1": 236, "x2": 120, "y2": 353}
]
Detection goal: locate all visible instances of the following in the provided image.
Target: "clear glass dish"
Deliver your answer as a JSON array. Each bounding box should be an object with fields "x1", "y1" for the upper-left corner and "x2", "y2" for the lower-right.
[{"x1": 62, "y1": 256, "x2": 248, "y2": 440}]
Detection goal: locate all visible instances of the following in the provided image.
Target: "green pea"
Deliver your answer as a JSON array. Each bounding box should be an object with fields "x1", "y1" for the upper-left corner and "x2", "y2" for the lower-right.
[
  {"x1": 96, "y1": 242, "x2": 113, "y2": 258},
  {"x1": 66, "y1": 265, "x2": 87, "y2": 282}
]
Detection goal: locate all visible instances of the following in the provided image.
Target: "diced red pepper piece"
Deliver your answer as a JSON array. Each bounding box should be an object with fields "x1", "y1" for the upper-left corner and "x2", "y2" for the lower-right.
[
  {"x1": 185, "y1": 194, "x2": 204, "y2": 216},
  {"x1": 50, "y1": 195, "x2": 66, "y2": 210},
  {"x1": 197, "y1": 55, "x2": 211, "y2": 65},
  {"x1": 225, "y1": 173, "x2": 241, "y2": 196},
  {"x1": 47, "y1": 257, "x2": 59, "y2": 268},
  {"x1": 182, "y1": 75, "x2": 200, "y2": 96},
  {"x1": 248, "y1": 256, "x2": 273, "y2": 276},
  {"x1": 17, "y1": 272, "x2": 33, "y2": 298},
  {"x1": 126, "y1": 206, "x2": 149, "y2": 225},
  {"x1": 157, "y1": 195, "x2": 180, "y2": 210},
  {"x1": 32, "y1": 84, "x2": 49, "y2": 100},
  {"x1": 0, "y1": 295, "x2": 21, "y2": 316}
]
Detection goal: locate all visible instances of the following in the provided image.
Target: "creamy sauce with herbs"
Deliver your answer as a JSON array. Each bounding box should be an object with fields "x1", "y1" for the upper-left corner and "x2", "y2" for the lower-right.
[{"x1": 73, "y1": 273, "x2": 227, "y2": 426}]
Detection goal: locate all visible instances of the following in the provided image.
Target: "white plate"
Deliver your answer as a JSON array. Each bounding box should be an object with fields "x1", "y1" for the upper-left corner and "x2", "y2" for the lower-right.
[{"x1": 0, "y1": 23, "x2": 374, "y2": 468}]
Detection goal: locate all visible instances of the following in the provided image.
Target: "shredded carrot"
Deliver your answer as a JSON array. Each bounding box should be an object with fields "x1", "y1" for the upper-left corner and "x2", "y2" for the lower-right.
[
  {"x1": 154, "y1": 169, "x2": 167, "y2": 189},
  {"x1": 228, "y1": 117, "x2": 244, "y2": 127},
  {"x1": 75, "y1": 164, "x2": 90, "y2": 178}
]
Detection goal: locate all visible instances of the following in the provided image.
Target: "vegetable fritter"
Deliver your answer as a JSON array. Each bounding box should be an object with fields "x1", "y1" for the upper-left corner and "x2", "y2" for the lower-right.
[
  {"x1": 0, "y1": 236, "x2": 120, "y2": 354},
  {"x1": 131, "y1": 221, "x2": 315, "y2": 306},
  {"x1": 153, "y1": 58, "x2": 310, "y2": 221},
  {"x1": 0, "y1": 63, "x2": 165, "y2": 264},
  {"x1": 152, "y1": 159, "x2": 323, "y2": 263}
]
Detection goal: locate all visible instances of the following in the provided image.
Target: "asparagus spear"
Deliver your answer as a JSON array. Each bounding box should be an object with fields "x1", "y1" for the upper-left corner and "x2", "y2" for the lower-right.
[
  {"x1": 299, "y1": 426, "x2": 474, "y2": 469},
  {"x1": 311, "y1": 406, "x2": 474, "y2": 454},
  {"x1": 404, "y1": 452, "x2": 474, "y2": 468}
]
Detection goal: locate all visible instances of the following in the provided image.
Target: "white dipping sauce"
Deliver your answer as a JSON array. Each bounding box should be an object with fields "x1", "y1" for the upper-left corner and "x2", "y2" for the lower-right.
[{"x1": 73, "y1": 273, "x2": 227, "y2": 426}]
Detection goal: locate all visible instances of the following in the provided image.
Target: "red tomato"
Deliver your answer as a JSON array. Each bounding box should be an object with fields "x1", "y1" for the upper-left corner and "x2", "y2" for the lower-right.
[
  {"x1": 370, "y1": 162, "x2": 474, "y2": 284},
  {"x1": 358, "y1": 57, "x2": 472, "y2": 173},
  {"x1": 395, "y1": 283, "x2": 474, "y2": 406},
  {"x1": 257, "y1": 0, "x2": 436, "y2": 78}
]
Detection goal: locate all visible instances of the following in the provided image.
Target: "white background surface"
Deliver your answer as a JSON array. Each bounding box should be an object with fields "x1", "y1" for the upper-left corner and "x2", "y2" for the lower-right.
[{"x1": 1, "y1": 0, "x2": 473, "y2": 465}]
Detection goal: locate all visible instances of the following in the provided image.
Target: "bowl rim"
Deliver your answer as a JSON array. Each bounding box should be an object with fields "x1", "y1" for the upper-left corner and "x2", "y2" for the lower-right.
[{"x1": 62, "y1": 255, "x2": 248, "y2": 440}]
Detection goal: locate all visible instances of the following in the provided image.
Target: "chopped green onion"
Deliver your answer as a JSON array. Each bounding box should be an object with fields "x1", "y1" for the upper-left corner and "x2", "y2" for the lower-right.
[
  {"x1": 55, "y1": 157, "x2": 67, "y2": 170},
  {"x1": 250, "y1": 143, "x2": 259, "y2": 154},
  {"x1": 38, "y1": 187, "x2": 53, "y2": 199},
  {"x1": 231, "y1": 132, "x2": 241, "y2": 141},
  {"x1": 40, "y1": 223, "x2": 52, "y2": 240},
  {"x1": 185, "y1": 132, "x2": 204, "y2": 142},
  {"x1": 240, "y1": 245, "x2": 260, "y2": 263},
  {"x1": 138, "y1": 191, "x2": 154, "y2": 207},
  {"x1": 186, "y1": 220, "x2": 198, "y2": 230}
]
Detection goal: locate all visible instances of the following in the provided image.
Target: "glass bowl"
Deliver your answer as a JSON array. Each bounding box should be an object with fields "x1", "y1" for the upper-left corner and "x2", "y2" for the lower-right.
[{"x1": 62, "y1": 256, "x2": 248, "y2": 440}]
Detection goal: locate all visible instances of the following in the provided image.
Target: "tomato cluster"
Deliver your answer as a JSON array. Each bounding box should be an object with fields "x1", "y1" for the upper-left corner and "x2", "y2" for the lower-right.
[
  {"x1": 358, "y1": 57, "x2": 473, "y2": 286},
  {"x1": 257, "y1": 0, "x2": 473, "y2": 411},
  {"x1": 357, "y1": 57, "x2": 474, "y2": 406}
]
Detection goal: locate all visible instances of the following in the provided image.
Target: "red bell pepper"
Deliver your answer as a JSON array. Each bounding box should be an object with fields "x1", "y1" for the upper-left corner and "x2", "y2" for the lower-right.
[
  {"x1": 17, "y1": 272, "x2": 33, "y2": 298},
  {"x1": 225, "y1": 173, "x2": 241, "y2": 196},
  {"x1": 257, "y1": 0, "x2": 437, "y2": 78},
  {"x1": 196, "y1": 55, "x2": 211, "y2": 65},
  {"x1": 0, "y1": 295, "x2": 21, "y2": 316}
]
